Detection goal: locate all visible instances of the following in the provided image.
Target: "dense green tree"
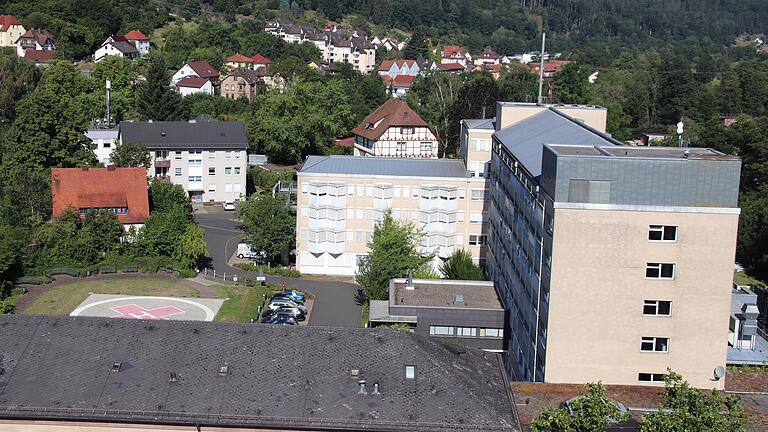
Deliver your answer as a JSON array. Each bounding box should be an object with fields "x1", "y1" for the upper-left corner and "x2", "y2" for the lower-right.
[
  {"x1": 0, "y1": 170, "x2": 51, "y2": 227},
  {"x1": 136, "y1": 205, "x2": 190, "y2": 257},
  {"x1": 90, "y1": 56, "x2": 139, "y2": 122},
  {"x1": 532, "y1": 382, "x2": 630, "y2": 432},
  {"x1": 173, "y1": 224, "x2": 207, "y2": 269},
  {"x1": 640, "y1": 370, "x2": 749, "y2": 432},
  {"x1": 439, "y1": 249, "x2": 484, "y2": 280},
  {"x1": 402, "y1": 27, "x2": 430, "y2": 60},
  {"x1": 356, "y1": 210, "x2": 433, "y2": 300},
  {"x1": 235, "y1": 193, "x2": 295, "y2": 261},
  {"x1": 553, "y1": 63, "x2": 590, "y2": 104},
  {"x1": 110, "y1": 143, "x2": 151, "y2": 168},
  {"x1": 497, "y1": 66, "x2": 539, "y2": 104},
  {"x1": 447, "y1": 73, "x2": 499, "y2": 155},
  {"x1": 27, "y1": 210, "x2": 122, "y2": 267},
  {"x1": 0, "y1": 52, "x2": 40, "y2": 124},
  {"x1": 407, "y1": 72, "x2": 463, "y2": 157},
  {"x1": 135, "y1": 55, "x2": 185, "y2": 121},
  {"x1": 149, "y1": 181, "x2": 189, "y2": 214}
]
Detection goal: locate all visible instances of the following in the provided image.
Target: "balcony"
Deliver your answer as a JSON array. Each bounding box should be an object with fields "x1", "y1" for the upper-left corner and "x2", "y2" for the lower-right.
[{"x1": 154, "y1": 159, "x2": 171, "y2": 168}]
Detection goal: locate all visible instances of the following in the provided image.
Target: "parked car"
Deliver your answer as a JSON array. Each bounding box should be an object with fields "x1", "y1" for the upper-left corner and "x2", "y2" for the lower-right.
[
  {"x1": 237, "y1": 241, "x2": 268, "y2": 261},
  {"x1": 269, "y1": 315, "x2": 297, "y2": 325},
  {"x1": 271, "y1": 294, "x2": 304, "y2": 305},
  {"x1": 272, "y1": 307, "x2": 305, "y2": 321},
  {"x1": 268, "y1": 299, "x2": 306, "y2": 312},
  {"x1": 222, "y1": 201, "x2": 236, "y2": 211},
  {"x1": 273, "y1": 290, "x2": 305, "y2": 303}
]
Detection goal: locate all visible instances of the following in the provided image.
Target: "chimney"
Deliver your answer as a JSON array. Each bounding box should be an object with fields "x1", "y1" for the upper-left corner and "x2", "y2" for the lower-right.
[
  {"x1": 147, "y1": 119, "x2": 153, "y2": 123},
  {"x1": 107, "y1": 165, "x2": 116, "y2": 171},
  {"x1": 358, "y1": 380, "x2": 367, "y2": 394},
  {"x1": 372, "y1": 382, "x2": 381, "y2": 395},
  {"x1": 405, "y1": 270, "x2": 414, "y2": 290}
]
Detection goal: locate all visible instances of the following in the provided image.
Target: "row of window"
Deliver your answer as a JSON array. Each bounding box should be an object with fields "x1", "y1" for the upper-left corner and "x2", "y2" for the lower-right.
[
  {"x1": 77, "y1": 207, "x2": 128, "y2": 215},
  {"x1": 164, "y1": 150, "x2": 242, "y2": 159},
  {"x1": 394, "y1": 142, "x2": 434, "y2": 153},
  {"x1": 175, "y1": 167, "x2": 241, "y2": 176},
  {"x1": 304, "y1": 183, "x2": 476, "y2": 200},
  {"x1": 429, "y1": 326, "x2": 504, "y2": 338},
  {"x1": 207, "y1": 183, "x2": 242, "y2": 193}
]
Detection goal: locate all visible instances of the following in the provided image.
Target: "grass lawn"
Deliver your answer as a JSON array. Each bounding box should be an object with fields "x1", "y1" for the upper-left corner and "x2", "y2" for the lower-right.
[
  {"x1": 213, "y1": 283, "x2": 277, "y2": 323},
  {"x1": 22, "y1": 277, "x2": 200, "y2": 316},
  {"x1": 734, "y1": 270, "x2": 766, "y2": 287}
]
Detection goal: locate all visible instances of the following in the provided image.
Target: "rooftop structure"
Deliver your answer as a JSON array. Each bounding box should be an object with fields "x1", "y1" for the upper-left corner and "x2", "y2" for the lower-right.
[
  {"x1": 51, "y1": 167, "x2": 149, "y2": 226},
  {"x1": 728, "y1": 284, "x2": 768, "y2": 365},
  {"x1": 0, "y1": 315, "x2": 520, "y2": 432},
  {"x1": 391, "y1": 278, "x2": 503, "y2": 309}
]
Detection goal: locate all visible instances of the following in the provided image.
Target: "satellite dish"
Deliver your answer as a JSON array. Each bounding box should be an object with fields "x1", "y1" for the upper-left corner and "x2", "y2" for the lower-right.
[
  {"x1": 714, "y1": 365, "x2": 725, "y2": 380},
  {"x1": 676, "y1": 121, "x2": 684, "y2": 135}
]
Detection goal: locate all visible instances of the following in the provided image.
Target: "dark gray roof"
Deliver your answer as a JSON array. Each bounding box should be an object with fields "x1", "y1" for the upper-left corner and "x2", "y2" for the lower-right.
[
  {"x1": 494, "y1": 108, "x2": 621, "y2": 177},
  {"x1": 300, "y1": 155, "x2": 469, "y2": 179},
  {"x1": 119, "y1": 120, "x2": 249, "y2": 150},
  {"x1": 463, "y1": 118, "x2": 496, "y2": 130},
  {"x1": 0, "y1": 315, "x2": 519, "y2": 431},
  {"x1": 112, "y1": 41, "x2": 138, "y2": 55}
]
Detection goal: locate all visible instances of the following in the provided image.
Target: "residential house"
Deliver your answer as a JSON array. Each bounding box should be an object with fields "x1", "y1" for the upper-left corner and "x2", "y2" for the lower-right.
[
  {"x1": 175, "y1": 76, "x2": 214, "y2": 96},
  {"x1": 171, "y1": 60, "x2": 219, "y2": 86},
  {"x1": 296, "y1": 155, "x2": 488, "y2": 275},
  {"x1": 94, "y1": 35, "x2": 139, "y2": 62},
  {"x1": 377, "y1": 59, "x2": 419, "y2": 79},
  {"x1": 224, "y1": 52, "x2": 271, "y2": 71},
  {"x1": 323, "y1": 22, "x2": 337, "y2": 32},
  {"x1": 85, "y1": 124, "x2": 119, "y2": 165},
  {"x1": 0, "y1": 15, "x2": 24, "y2": 47},
  {"x1": 352, "y1": 98, "x2": 439, "y2": 158},
  {"x1": 474, "y1": 49, "x2": 500, "y2": 66},
  {"x1": 118, "y1": 118, "x2": 248, "y2": 203},
  {"x1": 51, "y1": 166, "x2": 149, "y2": 231},
  {"x1": 438, "y1": 63, "x2": 466, "y2": 74},
  {"x1": 15, "y1": 28, "x2": 54, "y2": 58},
  {"x1": 469, "y1": 101, "x2": 741, "y2": 389},
  {"x1": 220, "y1": 69, "x2": 264, "y2": 100},
  {"x1": 372, "y1": 36, "x2": 400, "y2": 51},
  {"x1": 369, "y1": 278, "x2": 506, "y2": 352},
  {"x1": 124, "y1": 30, "x2": 150, "y2": 56},
  {"x1": 441, "y1": 45, "x2": 471, "y2": 66},
  {"x1": 308, "y1": 59, "x2": 330, "y2": 75},
  {"x1": 381, "y1": 75, "x2": 414, "y2": 97},
  {"x1": 473, "y1": 63, "x2": 505, "y2": 79},
  {"x1": 0, "y1": 314, "x2": 521, "y2": 432}
]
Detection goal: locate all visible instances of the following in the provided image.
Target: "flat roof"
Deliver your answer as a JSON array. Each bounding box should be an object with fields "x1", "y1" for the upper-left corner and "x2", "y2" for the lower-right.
[
  {"x1": 391, "y1": 279, "x2": 503, "y2": 309},
  {"x1": 547, "y1": 144, "x2": 739, "y2": 161},
  {"x1": 299, "y1": 155, "x2": 469, "y2": 179},
  {"x1": 496, "y1": 102, "x2": 607, "y2": 111},
  {"x1": 0, "y1": 315, "x2": 519, "y2": 432},
  {"x1": 463, "y1": 117, "x2": 496, "y2": 130}
]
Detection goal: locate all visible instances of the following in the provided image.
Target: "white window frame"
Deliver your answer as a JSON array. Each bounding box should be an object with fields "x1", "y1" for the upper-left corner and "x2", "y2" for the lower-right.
[
  {"x1": 640, "y1": 337, "x2": 669, "y2": 353},
  {"x1": 638, "y1": 373, "x2": 666, "y2": 383},
  {"x1": 208, "y1": 184, "x2": 216, "y2": 192},
  {"x1": 225, "y1": 167, "x2": 232, "y2": 175},
  {"x1": 429, "y1": 326, "x2": 454, "y2": 336},
  {"x1": 479, "y1": 328, "x2": 503, "y2": 338},
  {"x1": 643, "y1": 300, "x2": 672, "y2": 316},
  {"x1": 174, "y1": 168, "x2": 182, "y2": 176},
  {"x1": 645, "y1": 263, "x2": 675, "y2": 280},
  {"x1": 649, "y1": 225, "x2": 677, "y2": 242},
  {"x1": 456, "y1": 327, "x2": 477, "y2": 337}
]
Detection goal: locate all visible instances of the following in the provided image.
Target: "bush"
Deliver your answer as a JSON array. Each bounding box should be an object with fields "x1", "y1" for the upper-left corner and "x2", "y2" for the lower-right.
[
  {"x1": 234, "y1": 263, "x2": 301, "y2": 278},
  {"x1": 15, "y1": 275, "x2": 52, "y2": 285}
]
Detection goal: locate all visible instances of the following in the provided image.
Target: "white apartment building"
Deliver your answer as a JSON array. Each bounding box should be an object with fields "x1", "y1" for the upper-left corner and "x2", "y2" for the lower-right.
[
  {"x1": 0, "y1": 15, "x2": 25, "y2": 47},
  {"x1": 118, "y1": 119, "x2": 248, "y2": 203},
  {"x1": 296, "y1": 156, "x2": 489, "y2": 276},
  {"x1": 352, "y1": 99, "x2": 439, "y2": 158},
  {"x1": 85, "y1": 126, "x2": 119, "y2": 165}
]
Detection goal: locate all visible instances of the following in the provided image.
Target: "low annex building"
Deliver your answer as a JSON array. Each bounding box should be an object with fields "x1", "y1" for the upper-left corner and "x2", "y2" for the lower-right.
[
  {"x1": 352, "y1": 98, "x2": 439, "y2": 158},
  {"x1": 0, "y1": 315, "x2": 521, "y2": 432},
  {"x1": 51, "y1": 166, "x2": 149, "y2": 230}
]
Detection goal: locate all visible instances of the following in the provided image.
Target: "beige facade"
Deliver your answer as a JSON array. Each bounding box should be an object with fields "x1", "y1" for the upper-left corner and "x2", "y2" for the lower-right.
[
  {"x1": 0, "y1": 18, "x2": 25, "y2": 47},
  {"x1": 324, "y1": 43, "x2": 376, "y2": 74},
  {"x1": 460, "y1": 120, "x2": 494, "y2": 179},
  {"x1": 354, "y1": 125, "x2": 439, "y2": 158},
  {"x1": 545, "y1": 206, "x2": 738, "y2": 389},
  {"x1": 148, "y1": 149, "x2": 247, "y2": 203},
  {"x1": 495, "y1": 102, "x2": 607, "y2": 132},
  {"x1": 296, "y1": 162, "x2": 487, "y2": 276}
]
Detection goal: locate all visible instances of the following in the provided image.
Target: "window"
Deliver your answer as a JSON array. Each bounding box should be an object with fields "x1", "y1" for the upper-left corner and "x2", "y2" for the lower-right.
[
  {"x1": 405, "y1": 365, "x2": 416, "y2": 380},
  {"x1": 472, "y1": 138, "x2": 491, "y2": 151},
  {"x1": 234, "y1": 151, "x2": 241, "y2": 158},
  {"x1": 174, "y1": 151, "x2": 182, "y2": 159},
  {"x1": 188, "y1": 159, "x2": 202, "y2": 166},
  {"x1": 396, "y1": 142, "x2": 407, "y2": 151},
  {"x1": 208, "y1": 167, "x2": 216, "y2": 175},
  {"x1": 225, "y1": 151, "x2": 232, "y2": 159},
  {"x1": 225, "y1": 184, "x2": 233, "y2": 192},
  {"x1": 638, "y1": 373, "x2": 666, "y2": 383},
  {"x1": 649, "y1": 225, "x2": 677, "y2": 242},
  {"x1": 401, "y1": 126, "x2": 414, "y2": 135},
  {"x1": 429, "y1": 326, "x2": 454, "y2": 336},
  {"x1": 469, "y1": 235, "x2": 487, "y2": 246},
  {"x1": 641, "y1": 337, "x2": 669, "y2": 352},
  {"x1": 103, "y1": 141, "x2": 111, "y2": 148},
  {"x1": 420, "y1": 142, "x2": 433, "y2": 152},
  {"x1": 471, "y1": 189, "x2": 486, "y2": 201},
  {"x1": 234, "y1": 167, "x2": 241, "y2": 175},
  {"x1": 208, "y1": 184, "x2": 216, "y2": 192},
  {"x1": 174, "y1": 168, "x2": 182, "y2": 176},
  {"x1": 188, "y1": 176, "x2": 202, "y2": 182},
  {"x1": 225, "y1": 167, "x2": 232, "y2": 175},
  {"x1": 189, "y1": 149, "x2": 201, "y2": 155},
  {"x1": 456, "y1": 327, "x2": 477, "y2": 337},
  {"x1": 469, "y1": 212, "x2": 487, "y2": 224},
  {"x1": 643, "y1": 300, "x2": 672, "y2": 316},
  {"x1": 208, "y1": 151, "x2": 216, "y2": 159},
  {"x1": 480, "y1": 328, "x2": 504, "y2": 338},
  {"x1": 646, "y1": 263, "x2": 675, "y2": 279}
]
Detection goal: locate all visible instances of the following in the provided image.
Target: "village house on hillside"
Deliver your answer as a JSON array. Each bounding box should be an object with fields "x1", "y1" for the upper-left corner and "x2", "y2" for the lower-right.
[
  {"x1": 94, "y1": 35, "x2": 138, "y2": 62},
  {"x1": 0, "y1": 15, "x2": 25, "y2": 48},
  {"x1": 171, "y1": 60, "x2": 219, "y2": 86},
  {"x1": 352, "y1": 98, "x2": 439, "y2": 158},
  {"x1": 15, "y1": 28, "x2": 55, "y2": 58},
  {"x1": 224, "y1": 52, "x2": 271, "y2": 71},
  {"x1": 220, "y1": 69, "x2": 264, "y2": 100}
]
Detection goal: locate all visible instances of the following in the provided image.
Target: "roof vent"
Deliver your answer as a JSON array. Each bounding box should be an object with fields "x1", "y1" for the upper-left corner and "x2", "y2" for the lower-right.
[
  {"x1": 372, "y1": 382, "x2": 381, "y2": 395},
  {"x1": 358, "y1": 380, "x2": 367, "y2": 394},
  {"x1": 218, "y1": 365, "x2": 229, "y2": 376},
  {"x1": 169, "y1": 372, "x2": 178, "y2": 383},
  {"x1": 161, "y1": 132, "x2": 166, "y2": 137},
  {"x1": 683, "y1": 149, "x2": 690, "y2": 159},
  {"x1": 147, "y1": 119, "x2": 153, "y2": 123},
  {"x1": 454, "y1": 294, "x2": 465, "y2": 306},
  {"x1": 351, "y1": 369, "x2": 360, "y2": 378},
  {"x1": 111, "y1": 361, "x2": 122, "y2": 373}
]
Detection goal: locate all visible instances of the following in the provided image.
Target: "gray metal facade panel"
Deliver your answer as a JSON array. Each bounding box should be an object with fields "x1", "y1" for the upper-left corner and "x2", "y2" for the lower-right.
[
  {"x1": 551, "y1": 156, "x2": 741, "y2": 207},
  {"x1": 300, "y1": 155, "x2": 470, "y2": 179}
]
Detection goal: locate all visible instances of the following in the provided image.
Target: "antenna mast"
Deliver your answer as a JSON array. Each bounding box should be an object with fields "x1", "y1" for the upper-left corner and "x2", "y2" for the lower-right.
[
  {"x1": 537, "y1": 33, "x2": 546, "y2": 105},
  {"x1": 105, "y1": 79, "x2": 111, "y2": 128}
]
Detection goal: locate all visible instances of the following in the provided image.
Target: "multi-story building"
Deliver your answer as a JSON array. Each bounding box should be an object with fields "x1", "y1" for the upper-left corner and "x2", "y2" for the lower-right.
[
  {"x1": 124, "y1": 30, "x2": 150, "y2": 56},
  {"x1": 296, "y1": 155, "x2": 489, "y2": 276},
  {"x1": 171, "y1": 60, "x2": 219, "y2": 86},
  {"x1": 377, "y1": 59, "x2": 420, "y2": 79},
  {"x1": 85, "y1": 124, "x2": 119, "y2": 165},
  {"x1": 441, "y1": 45, "x2": 471, "y2": 67},
  {"x1": 352, "y1": 99, "x2": 439, "y2": 158},
  {"x1": 220, "y1": 69, "x2": 264, "y2": 100},
  {"x1": 15, "y1": 28, "x2": 54, "y2": 58},
  {"x1": 118, "y1": 119, "x2": 248, "y2": 204},
  {"x1": 0, "y1": 15, "x2": 25, "y2": 48},
  {"x1": 480, "y1": 102, "x2": 741, "y2": 389}
]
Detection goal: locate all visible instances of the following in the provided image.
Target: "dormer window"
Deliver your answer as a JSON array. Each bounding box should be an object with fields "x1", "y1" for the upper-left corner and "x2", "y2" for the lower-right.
[
  {"x1": 401, "y1": 126, "x2": 414, "y2": 135},
  {"x1": 365, "y1": 122, "x2": 375, "y2": 129}
]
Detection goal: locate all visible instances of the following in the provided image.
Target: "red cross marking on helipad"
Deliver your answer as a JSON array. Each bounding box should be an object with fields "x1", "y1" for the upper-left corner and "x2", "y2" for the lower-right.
[{"x1": 110, "y1": 304, "x2": 185, "y2": 320}]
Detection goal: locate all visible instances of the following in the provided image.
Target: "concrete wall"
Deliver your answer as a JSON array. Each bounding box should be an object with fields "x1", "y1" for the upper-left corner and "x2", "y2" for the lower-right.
[
  {"x1": 495, "y1": 103, "x2": 607, "y2": 133},
  {"x1": 389, "y1": 304, "x2": 505, "y2": 350},
  {"x1": 545, "y1": 207, "x2": 739, "y2": 389}
]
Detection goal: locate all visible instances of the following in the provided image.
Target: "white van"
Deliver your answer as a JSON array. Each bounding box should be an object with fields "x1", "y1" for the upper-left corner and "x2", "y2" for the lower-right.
[{"x1": 237, "y1": 241, "x2": 267, "y2": 261}]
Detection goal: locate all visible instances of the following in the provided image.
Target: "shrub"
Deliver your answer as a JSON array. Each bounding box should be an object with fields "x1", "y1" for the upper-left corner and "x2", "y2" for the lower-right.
[{"x1": 233, "y1": 263, "x2": 301, "y2": 278}]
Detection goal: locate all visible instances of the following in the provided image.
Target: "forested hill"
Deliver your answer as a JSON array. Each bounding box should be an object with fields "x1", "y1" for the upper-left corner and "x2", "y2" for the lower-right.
[{"x1": 2, "y1": 0, "x2": 767, "y2": 63}]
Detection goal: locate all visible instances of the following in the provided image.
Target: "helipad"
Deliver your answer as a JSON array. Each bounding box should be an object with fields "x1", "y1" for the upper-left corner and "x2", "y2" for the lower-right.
[{"x1": 70, "y1": 294, "x2": 224, "y2": 321}]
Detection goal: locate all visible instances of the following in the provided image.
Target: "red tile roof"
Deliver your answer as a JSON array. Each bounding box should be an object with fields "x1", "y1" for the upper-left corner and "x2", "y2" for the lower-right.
[
  {"x1": 186, "y1": 60, "x2": 219, "y2": 78},
  {"x1": 0, "y1": 15, "x2": 22, "y2": 32},
  {"x1": 51, "y1": 167, "x2": 149, "y2": 224},
  {"x1": 335, "y1": 137, "x2": 355, "y2": 148},
  {"x1": 176, "y1": 76, "x2": 210, "y2": 88},
  {"x1": 352, "y1": 98, "x2": 431, "y2": 141},
  {"x1": 110, "y1": 35, "x2": 129, "y2": 43},
  {"x1": 226, "y1": 52, "x2": 253, "y2": 63},
  {"x1": 23, "y1": 50, "x2": 54, "y2": 63},
  {"x1": 438, "y1": 62, "x2": 465, "y2": 72},
  {"x1": 250, "y1": 54, "x2": 271, "y2": 64},
  {"x1": 442, "y1": 45, "x2": 466, "y2": 59},
  {"x1": 381, "y1": 75, "x2": 415, "y2": 89},
  {"x1": 18, "y1": 28, "x2": 54, "y2": 46},
  {"x1": 123, "y1": 30, "x2": 149, "y2": 41}
]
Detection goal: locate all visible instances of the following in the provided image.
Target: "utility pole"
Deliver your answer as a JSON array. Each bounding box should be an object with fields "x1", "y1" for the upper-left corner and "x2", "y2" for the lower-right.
[
  {"x1": 537, "y1": 33, "x2": 546, "y2": 105},
  {"x1": 105, "y1": 79, "x2": 111, "y2": 127}
]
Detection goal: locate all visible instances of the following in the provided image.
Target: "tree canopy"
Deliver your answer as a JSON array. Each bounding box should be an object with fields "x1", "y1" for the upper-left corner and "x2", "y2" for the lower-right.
[{"x1": 235, "y1": 193, "x2": 295, "y2": 261}]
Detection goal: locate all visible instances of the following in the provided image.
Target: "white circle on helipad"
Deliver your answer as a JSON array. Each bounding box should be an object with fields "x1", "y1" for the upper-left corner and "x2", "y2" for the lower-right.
[{"x1": 70, "y1": 295, "x2": 222, "y2": 321}]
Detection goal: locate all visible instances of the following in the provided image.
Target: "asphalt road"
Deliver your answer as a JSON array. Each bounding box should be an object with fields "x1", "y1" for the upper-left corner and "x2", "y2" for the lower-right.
[{"x1": 194, "y1": 209, "x2": 364, "y2": 327}]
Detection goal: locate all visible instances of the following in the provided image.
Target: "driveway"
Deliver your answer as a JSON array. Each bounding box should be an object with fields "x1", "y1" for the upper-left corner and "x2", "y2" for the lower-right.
[{"x1": 194, "y1": 208, "x2": 363, "y2": 327}]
